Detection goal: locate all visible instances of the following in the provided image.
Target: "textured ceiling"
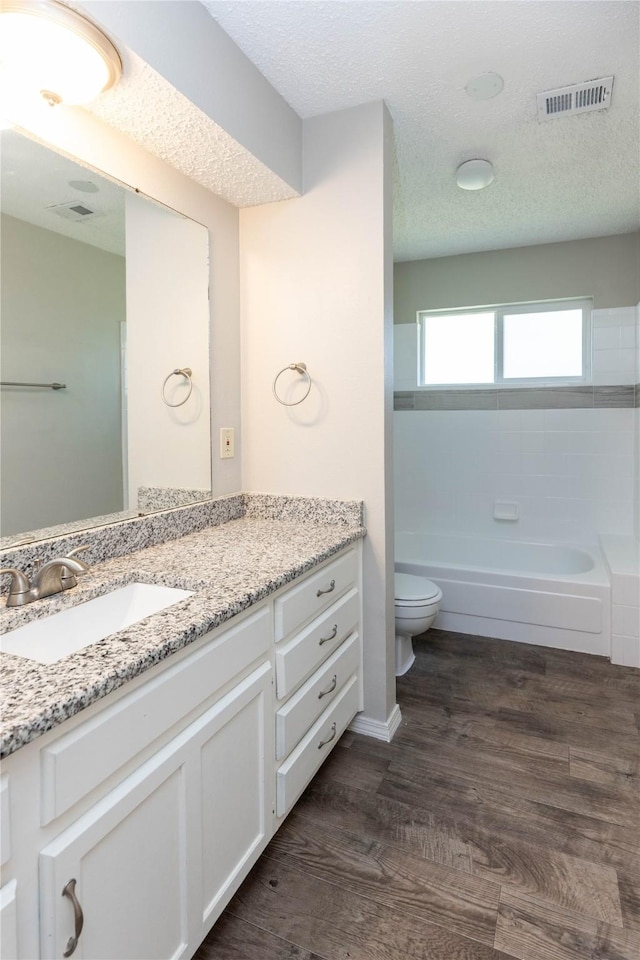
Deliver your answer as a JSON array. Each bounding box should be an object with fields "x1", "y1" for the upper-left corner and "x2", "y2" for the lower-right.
[
  {"x1": 203, "y1": 0, "x2": 640, "y2": 261},
  {"x1": 83, "y1": 45, "x2": 298, "y2": 209}
]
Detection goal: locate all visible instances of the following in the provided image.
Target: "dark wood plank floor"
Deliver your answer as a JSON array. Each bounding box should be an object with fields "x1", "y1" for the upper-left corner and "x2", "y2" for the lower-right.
[{"x1": 195, "y1": 629, "x2": 640, "y2": 960}]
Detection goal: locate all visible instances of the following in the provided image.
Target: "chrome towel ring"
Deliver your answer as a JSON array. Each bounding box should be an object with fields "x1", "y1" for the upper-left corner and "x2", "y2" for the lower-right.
[
  {"x1": 161, "y1": 367, "x2": 193, "y2": 407},
  {"x1": 272, "y1": 362, "x2": 312, "y2": 406}
]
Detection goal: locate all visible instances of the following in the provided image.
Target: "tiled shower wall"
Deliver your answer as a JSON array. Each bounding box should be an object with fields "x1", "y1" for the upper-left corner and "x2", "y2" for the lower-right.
[{"x1": 394, "y1": 306, "x2": 639, "y2": 546}]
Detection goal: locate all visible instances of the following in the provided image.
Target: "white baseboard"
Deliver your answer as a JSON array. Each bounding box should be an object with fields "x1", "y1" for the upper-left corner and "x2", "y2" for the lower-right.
[{"x1": 349, "y1": 703, "x2": 402, "y2": 742}]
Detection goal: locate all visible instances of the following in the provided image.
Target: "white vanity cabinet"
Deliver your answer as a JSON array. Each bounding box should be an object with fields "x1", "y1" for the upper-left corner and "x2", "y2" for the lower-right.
[
  {"x1": 38, "y1": 661, "x2": 272, "y2": 960},
  {"x1": 0, "y1": 541, "x2": 362, "y2": 960},
  {"x1": 2, "y1": 605, "x2": 274, "y2": 960}
]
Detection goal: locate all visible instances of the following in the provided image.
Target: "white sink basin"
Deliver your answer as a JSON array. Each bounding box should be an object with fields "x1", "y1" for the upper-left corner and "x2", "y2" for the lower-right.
[{"x1": 0, "y1": 583, "x2": 194, "y2": 664}]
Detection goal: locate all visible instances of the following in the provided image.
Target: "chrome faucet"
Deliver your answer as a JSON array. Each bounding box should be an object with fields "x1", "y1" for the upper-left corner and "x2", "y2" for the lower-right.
[{"x1": 1, "y1": 546, "x2": 90, "y2": 607}]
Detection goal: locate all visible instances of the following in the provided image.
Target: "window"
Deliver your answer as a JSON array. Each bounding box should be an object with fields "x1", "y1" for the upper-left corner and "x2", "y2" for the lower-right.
[{"x1": 417, "y1": 299, "x2": 591, "y2": 387}]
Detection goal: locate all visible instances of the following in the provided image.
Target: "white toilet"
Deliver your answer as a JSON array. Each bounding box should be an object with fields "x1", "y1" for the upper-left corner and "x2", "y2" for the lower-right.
[{"x1": 394, "y1": 572, "x2": 443, "y2": 676}]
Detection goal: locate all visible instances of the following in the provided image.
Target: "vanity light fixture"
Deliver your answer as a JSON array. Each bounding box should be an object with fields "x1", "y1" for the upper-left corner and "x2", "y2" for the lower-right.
[
  {"x1": 455, "y1": 159, "x2": 495, "y2": 191},
  {"x1": 0, "y1": 0, "x2": 122, "y2": 109}
]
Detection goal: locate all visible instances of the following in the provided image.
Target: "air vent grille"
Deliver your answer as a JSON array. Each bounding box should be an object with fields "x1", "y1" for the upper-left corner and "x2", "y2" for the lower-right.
[
  {"x1": 47, "y1": 201, "x2": 104, "y2": 222},
  {"x1": 537, "y1": 76, "x2": 613, "y2": 121}
]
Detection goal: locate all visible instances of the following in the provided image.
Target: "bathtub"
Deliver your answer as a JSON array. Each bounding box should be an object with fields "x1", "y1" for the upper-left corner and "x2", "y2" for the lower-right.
[{"x1": 395, "y1": 532, "x2": 611, "y2": 656}]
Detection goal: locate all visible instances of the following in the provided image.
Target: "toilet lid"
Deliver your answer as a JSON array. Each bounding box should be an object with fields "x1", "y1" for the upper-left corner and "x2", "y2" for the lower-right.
[{"x1": 395, "y1": 572, "x2": 441, "y2": 602}]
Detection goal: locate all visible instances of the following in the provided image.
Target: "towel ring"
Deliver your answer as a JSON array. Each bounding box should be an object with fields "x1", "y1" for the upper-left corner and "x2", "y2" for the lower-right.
[
  {"x1": 161, "y1": 367, "x2": 193, "y2": 407},
  {"x1": 273, "y1": 362, "x2": 312, "y2": 406}
]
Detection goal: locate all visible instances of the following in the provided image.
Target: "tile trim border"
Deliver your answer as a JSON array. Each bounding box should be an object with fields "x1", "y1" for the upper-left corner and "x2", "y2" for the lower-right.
[{"x1": 395, "y1": 384, "x2": 637, "y2": 411}]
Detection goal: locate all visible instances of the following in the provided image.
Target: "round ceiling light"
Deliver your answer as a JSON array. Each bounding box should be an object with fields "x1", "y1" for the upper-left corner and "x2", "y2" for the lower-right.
[
  {"x1": 455, "y1": 159, "x2": 495, "y2": 191},
  {"x1": 466, "y1": 73, "x2": 504, "y2": 100},
  {"x1": 0, "y1": 0, "x2": 122, "y2": 109}
]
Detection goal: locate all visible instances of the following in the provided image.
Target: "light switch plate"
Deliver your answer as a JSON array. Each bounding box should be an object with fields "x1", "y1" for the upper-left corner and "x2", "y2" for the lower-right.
[{"x1": 219, "y1": 427, "x2": 235, "y2": 459}]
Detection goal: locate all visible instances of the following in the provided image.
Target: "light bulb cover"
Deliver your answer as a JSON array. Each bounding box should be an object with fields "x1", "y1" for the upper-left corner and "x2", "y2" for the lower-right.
[
  {"x1": 456, "y1": 159, "x2": 495, "y2": 191},
  {"x1": 0, "y1": 0, "x2": 122, "y2": 108}
]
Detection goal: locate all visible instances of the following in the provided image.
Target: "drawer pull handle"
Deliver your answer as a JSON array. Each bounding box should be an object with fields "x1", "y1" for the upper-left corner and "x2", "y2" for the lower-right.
[
  {"x1": 318, "y1": 674, "x2": 338, "y2": 699},
  {"x1": 316, "y1": 579, "x2": 336, "y2": 597},
  {"x1": 318, "y1": 722, "x2": 337, "y2": 749},
  {"x1": 62, "y1": 879, "x2": 84, "y2": 957},
  {"x1": 319, "y1": 624, "x2": 338, "y2": 646}
]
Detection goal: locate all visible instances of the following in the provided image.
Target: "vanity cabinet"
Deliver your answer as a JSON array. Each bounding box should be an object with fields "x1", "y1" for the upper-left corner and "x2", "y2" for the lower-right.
[
  {"x1": 39, "y1": 662, "x2": 272, "y2": 960},
  {"x1": 0, "y1": 542, "x2": 362, "y2": 959}
]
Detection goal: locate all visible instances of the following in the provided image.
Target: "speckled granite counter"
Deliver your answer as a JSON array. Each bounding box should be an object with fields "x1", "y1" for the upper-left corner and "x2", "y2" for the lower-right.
[{"x1": 0, "y1": 516, "x2": 365, "y2": 758}]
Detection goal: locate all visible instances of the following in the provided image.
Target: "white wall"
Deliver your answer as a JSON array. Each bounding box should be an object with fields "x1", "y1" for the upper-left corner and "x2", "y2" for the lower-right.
[
  {"x1": 125, "y1": 194, "x2": 211, "y2": 504},
  {"x1": 240, "y1": 102, "x2": 396, "y2": 730},
  {"x1": 395, "y1": 233, "x2": 640, "y2": 320},
  {"x1": 16, "y1": 101, "x2": 242, "y2": 497},
  {"x1": 0, "y1": 215, "x2": 125, "y2": 536}
]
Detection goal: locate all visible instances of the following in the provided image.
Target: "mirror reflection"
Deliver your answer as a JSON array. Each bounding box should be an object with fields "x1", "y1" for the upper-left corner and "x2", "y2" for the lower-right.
[{"x1": 0, "y1": 130, "x2": 211, "y2": 545}]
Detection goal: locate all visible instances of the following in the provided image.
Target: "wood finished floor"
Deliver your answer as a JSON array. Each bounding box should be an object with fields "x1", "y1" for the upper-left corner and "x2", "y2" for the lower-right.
[{"x1": 194, "y1": 630, "x2": 640, "y2": 960}]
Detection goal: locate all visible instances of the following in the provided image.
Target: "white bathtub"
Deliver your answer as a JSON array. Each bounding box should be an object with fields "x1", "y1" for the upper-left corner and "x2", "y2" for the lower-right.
[{"x1": 395, "y1": 532, "x2": 611, "y2": 656}]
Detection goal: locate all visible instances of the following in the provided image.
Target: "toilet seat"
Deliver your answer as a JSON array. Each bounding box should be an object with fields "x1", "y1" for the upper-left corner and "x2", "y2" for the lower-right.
[{"x1": 395, "y1": 572, "x2": 442, "y2": 604}]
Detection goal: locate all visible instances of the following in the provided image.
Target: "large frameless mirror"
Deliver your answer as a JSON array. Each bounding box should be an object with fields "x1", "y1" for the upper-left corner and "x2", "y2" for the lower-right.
[{"x1": 0, "y1": 129, "x2": 211, "y2": 546}]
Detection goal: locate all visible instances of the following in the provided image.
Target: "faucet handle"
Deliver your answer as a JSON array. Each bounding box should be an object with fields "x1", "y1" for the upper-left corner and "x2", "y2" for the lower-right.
[
  {"x1": 1, "y1": 567, "x2": 31, "y2": 602},
  {"x1": 60, "y1": 546, "x2": 91, "y2": 590},
  {"x1": 66, "y1": 545, "x2": 90, "y2": 562}
]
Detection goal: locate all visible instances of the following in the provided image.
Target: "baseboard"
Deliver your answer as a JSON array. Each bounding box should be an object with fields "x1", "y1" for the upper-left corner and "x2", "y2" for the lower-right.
[{"x1": 349, "y1": 703, "x2": 402, "y2": 742}]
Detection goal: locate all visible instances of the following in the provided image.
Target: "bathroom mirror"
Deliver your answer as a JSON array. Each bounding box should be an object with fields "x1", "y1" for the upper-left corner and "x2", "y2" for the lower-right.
[{"x1": 0, "y1": 129, "x2": 211, "y2": 546}]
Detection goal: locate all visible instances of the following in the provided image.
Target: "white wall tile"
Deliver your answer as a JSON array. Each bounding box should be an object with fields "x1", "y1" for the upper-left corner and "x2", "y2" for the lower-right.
[
  {"x1": 522, "y1": 432, "x2": 546, "y2": 455},
  {"x1": 394, "y1": 379, "x2": 637, "y2": 546},
  {"x1": 497, "y1": 410, "x2": 522, "y2": 431},
  {"x1": 611, "y1": 573, "x2": 640, "y2": 607},
  {"x1": 566, "y1": 432, "x2": 599, "y2": 455},
  {"x1": 519, "y1": 410, "x2": 546, "y2": 431},
  {"x1": 593, "y1": 369, "x2": 635, "y2": 386},
  {"x1": 612, "y1": 605, "x2": 640, "y2": 638},
  {"x1": 591, "y1": 409, "x2": 634, "y2": 431},
  {"x1": 620, "y1": 324, "x2": 636, "y2": 350},
  {"x1": 593, "y1": 326, "x2": 621, "y2": 350},
  {"x1": 617, "y1": 306, "x2": 638, "y2": 326},
  {"x1": 593, "y1": 347, "x2": 636, "y2": 375},
  {"x1": 610, "y1": 634, "x2": 640, "y2": 668}
]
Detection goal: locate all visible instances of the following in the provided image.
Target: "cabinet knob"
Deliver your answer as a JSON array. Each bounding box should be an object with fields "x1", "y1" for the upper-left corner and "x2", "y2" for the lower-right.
[{"x1": 62, "y1": 878, "x2": 84, "y2": 957}]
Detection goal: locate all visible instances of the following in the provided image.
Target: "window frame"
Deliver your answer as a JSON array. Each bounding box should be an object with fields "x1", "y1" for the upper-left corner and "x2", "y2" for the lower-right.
[{"x1": 417, "y1": 298, "x2": 592, "y2": 389}]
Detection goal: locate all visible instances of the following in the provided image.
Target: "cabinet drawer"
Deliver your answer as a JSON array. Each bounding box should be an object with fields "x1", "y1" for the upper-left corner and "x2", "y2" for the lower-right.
[
  {"x1": 275, "y1": 549, "x2": 358, "y2": 642},
  {"x1": 40, "y1": 606, "x2": 271, "y2": 825},
  {"x1": 276, "y1": 632, "x2": 360, "y2": 760},
  {"x1": 275, "y1": 588, "x2": 359, "y2": 699},
  {"x1": 276, "y1": 675, "x2": 359, "y2": 818}
]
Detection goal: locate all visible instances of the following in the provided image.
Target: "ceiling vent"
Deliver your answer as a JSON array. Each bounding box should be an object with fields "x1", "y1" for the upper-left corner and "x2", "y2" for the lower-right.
[
  {"x1": 537, "y1": 76, "x2": 613, "y2": 121},
  {"x1": 47, "y1": 201, "x2": 104, "y2": 222}
]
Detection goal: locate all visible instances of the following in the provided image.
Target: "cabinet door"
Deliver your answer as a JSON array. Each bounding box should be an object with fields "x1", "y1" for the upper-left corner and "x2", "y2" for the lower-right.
[
  {"x1": 196, "y1": 661, "x2": 273, "y2": 935},
  {"x1": 39, "y1": 661, "x2": 273, "y2": 959},
  {"x1": 39, "y1": 731, "x2": 192, "y2": 960},
  {"x1": 1, "y1": 879, "x2": 18, "y2": 960}
]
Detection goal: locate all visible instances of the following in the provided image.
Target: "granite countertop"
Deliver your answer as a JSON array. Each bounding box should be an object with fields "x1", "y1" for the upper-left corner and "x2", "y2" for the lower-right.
[{"x1": 0, "y1": 517, "x2": 365, "y2": 758}]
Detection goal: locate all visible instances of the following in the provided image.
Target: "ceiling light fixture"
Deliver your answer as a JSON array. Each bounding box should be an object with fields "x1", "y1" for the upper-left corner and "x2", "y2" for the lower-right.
[
  {"x1": 466, "y1": 73, "x2": 504, "y2": 100},
  {"x1": 455, "y1": 159, "x2": 495, "y2": 191},
  {"x1": 0, "y1": 0, "x2": 122, "y2": 110}
]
